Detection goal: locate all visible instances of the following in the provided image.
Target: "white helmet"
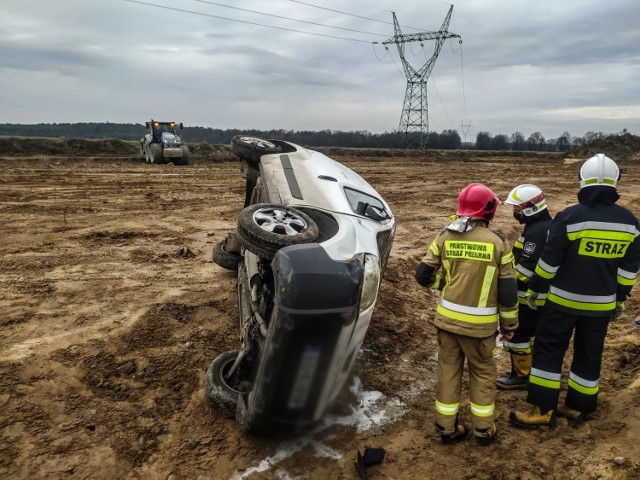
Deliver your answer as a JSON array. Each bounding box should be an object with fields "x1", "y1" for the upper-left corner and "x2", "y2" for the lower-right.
[
  {"x1": 579, "y1": 153, "x2": 619, "y2": 189},
  {"x1": 505, "y1": 184, "x2": 547, "y2": 216}
]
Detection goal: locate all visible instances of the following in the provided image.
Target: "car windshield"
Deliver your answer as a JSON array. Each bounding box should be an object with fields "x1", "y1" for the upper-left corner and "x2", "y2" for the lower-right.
[{"x1": 343, "y1": 187, "x2": 390, "y2": 221}]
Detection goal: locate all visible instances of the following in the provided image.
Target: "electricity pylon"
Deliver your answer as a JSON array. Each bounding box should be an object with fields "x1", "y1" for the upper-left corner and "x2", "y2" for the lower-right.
[{"x1": 383, "y1": 6, "x2": 461, "y2": 149}]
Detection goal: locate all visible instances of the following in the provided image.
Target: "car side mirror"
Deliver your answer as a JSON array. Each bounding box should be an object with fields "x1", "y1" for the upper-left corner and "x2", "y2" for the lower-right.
[
  {"x1": 356, "y1": 201, "x2": 389, "y2": 221},
  {"x1": 365, "y1": 205, "x2": 389, "y2": 222}
]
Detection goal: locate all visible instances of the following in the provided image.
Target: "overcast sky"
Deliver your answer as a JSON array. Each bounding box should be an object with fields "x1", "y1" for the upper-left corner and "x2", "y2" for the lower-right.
[{"x1": 1, "y1": 0, "x2": 639, "y2": 140}]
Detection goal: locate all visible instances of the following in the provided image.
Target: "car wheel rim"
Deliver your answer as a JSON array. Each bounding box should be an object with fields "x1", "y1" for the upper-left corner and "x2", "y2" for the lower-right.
[{"x1": 253, "y1": 208, "x2": 308, "y2": 236}]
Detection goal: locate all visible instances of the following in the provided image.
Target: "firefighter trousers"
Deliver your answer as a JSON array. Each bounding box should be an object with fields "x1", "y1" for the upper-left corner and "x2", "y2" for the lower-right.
[
  {"x1": 503, "y1": 305, "x2": 538, "y2": 355},
  {"x1": 435, "y1": 329, "x2": 496, "y2": 431},
  {"x1": 527, "y1": 305, "x2": 610, "y2": 414}
]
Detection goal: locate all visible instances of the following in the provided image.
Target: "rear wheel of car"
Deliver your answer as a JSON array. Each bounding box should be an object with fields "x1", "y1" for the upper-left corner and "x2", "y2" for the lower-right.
[
  {"x1": 204, "y1": 350, "x2": 245, "y2": 414},
  {"x1": 231, "y1": 136, "x2": 282, "y2": 163},
  {"x1": 212, "y1": 239, "x2": 242, "y2": 270},
  {"x1": 237, "y1": 203, "x2": 319, "y2": 260},
  {"x1": 150, "y1": 144, "x2": 163, "y2": 164}
]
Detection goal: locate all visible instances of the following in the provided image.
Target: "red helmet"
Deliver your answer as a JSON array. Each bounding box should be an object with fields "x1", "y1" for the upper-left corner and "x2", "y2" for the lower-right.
[{"x1": 456, "y1": 183, "x2": 501, "y2": 221}]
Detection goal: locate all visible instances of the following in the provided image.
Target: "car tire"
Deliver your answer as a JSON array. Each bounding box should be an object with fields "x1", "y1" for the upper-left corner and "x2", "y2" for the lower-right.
[
  {"x1": 150, "y1": 144, "x2": 163, "y2": 164},
  {"x1": 212, "y1": 239, "x2": 242, "y2": 270},
  {"x1": 231, "y1": 136, "x2": 282, "y2": 163},
  {"x1": 237, "y1": 203, "x2": 319, "y2": 260},
  {"x1": 204, "y1": 350, "x2": 244, "y2": 414}
]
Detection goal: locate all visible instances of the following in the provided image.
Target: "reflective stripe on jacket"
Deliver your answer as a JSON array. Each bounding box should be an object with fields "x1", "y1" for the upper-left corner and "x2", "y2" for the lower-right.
[
  {"x1": 513, "y1": 216, "x2": 552, "y2": 308},
  {"x1": 420, "y1": 223, "x2": 518, "y2": 337},
  {"x1": 529, "y1": 202, "x2": 640, "y2": 316}
]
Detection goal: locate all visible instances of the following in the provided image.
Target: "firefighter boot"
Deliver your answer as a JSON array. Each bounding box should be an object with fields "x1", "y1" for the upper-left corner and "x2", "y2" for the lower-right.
[
  {"x1": 474, "y1": 423, "x2": 497, "y2": 446},
  {"x1": 509, "y1": 405, "x2": 557, "y2": 429},
  {"x1": 556, "y1": 404, "x2": 586, "y2": 428},
  {"x1": 496, "y1": 353, "x2": 531, "y2": 390},
  {"x1": 435, "y1": 419, "x2": 468, "y2": 445}
]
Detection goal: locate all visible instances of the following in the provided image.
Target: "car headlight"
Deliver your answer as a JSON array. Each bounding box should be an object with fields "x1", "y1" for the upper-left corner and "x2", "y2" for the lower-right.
[{"x1": 359, "y1": 253, "x2": 380, "y2": 312}]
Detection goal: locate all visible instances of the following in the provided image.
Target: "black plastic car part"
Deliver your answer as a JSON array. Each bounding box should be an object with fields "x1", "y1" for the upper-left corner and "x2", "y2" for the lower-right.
[{"x1": 235, "y1": 243, "x2": 364, "y2": 435}]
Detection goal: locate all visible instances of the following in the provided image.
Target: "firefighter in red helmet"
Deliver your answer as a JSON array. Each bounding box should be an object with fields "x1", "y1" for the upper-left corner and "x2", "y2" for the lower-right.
[{"x1": 416, "y1": 183, "x2": 519, "y2": 445}]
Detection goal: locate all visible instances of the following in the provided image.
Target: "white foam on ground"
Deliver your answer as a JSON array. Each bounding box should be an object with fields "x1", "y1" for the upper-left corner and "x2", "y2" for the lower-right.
[{"x1": 230, "y1": 375, "x2": 410, "y2": 479}]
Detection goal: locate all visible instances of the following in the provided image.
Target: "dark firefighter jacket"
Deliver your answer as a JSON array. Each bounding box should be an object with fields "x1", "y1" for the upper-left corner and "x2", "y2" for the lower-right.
[
  {"x1": 513, "y1": 210, "x2": 552, "y2": 308},
  {"x1": 416, "y1": 221, "x2": 519, "y2": 338},
  {"x1": 529, "y1": 186, "x2": 640, "y2": 316}
]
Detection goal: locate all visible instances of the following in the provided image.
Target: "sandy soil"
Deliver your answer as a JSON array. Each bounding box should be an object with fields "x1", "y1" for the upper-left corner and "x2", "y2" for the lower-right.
[{"x1": 1, "y1": 152, "x2": 639, "y2": 480}]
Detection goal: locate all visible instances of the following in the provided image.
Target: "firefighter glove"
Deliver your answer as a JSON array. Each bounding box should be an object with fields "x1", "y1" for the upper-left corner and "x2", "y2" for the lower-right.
[
  {"x1": 525, "y1": 289, "x2": 539, "y2": 310},
  {"x1": 612, "y1": 301, "x2": 625, "y2": 321},
  {"x1": 431, "y1": 273, "x2": 444, "y2": 291}
]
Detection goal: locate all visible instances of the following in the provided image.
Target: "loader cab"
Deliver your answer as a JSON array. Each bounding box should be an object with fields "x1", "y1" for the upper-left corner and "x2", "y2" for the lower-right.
[{"x1": 147, "y1": 121, "x2": 182, "y2": 142}]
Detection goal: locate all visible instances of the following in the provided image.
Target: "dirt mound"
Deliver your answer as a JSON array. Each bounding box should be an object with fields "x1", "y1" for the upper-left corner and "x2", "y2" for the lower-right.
[
  {"x1": 573, "y1": 133, "x2": 640, "y2": 162},
  {"x1": 0, "y1": 136, "x2": 140, "y2": 157},
  {"x1": 0, "y1": 137, "x2": 235, "y2": 161}
]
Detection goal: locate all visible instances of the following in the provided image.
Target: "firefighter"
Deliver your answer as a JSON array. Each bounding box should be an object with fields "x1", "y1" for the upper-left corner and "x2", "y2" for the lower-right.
[
  {"x1": 416, "y1": 183, "x2": 519, "y2": 446},
  {"x1": 510, "y1": 154, "x2": 640, "y2": 428},
  {"x1": 497, "y1": 184, "x2": 552, "y2": 389}
]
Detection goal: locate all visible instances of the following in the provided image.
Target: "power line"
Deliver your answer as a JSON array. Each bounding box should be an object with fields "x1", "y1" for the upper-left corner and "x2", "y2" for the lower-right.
[
  {"x1": 288, "y1": 0, "x2": 428, "y2": 31},
  {"x1": 430, "y1": 76, "x2": 455, "y2": 130},
  {"x1": 123, "y1": 0, "x2": 375, "y2": 43},
  {"x1": 458, "y1": 43, "x2": 470, "y2": 131},
  {"x1": 190, "y1": 0, "x2": 387, "y2": 37},
  {"x1": 340, "y1": 0, "x2": 393, "y2": 15}
]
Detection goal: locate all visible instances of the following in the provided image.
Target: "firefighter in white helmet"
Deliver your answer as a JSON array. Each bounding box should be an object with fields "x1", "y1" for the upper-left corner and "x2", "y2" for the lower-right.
[
  {"x1": 510, "y1": 154, "x2": 640, "y2": 428},
  {"x1": 416, "y1": 183, "x2": 519, "y2": 446},
  {"x1": 497, "y1": 184, "x2": 552, "y2": 389}
]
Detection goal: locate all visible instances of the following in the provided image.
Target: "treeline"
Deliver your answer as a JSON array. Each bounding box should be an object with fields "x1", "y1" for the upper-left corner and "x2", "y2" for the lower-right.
[
  {"x1": 0, "y1": 122, "x2": 632, "y2": 151},
  {"x1": 473, "y1": 130, "x2": 632, "y2": 152}
]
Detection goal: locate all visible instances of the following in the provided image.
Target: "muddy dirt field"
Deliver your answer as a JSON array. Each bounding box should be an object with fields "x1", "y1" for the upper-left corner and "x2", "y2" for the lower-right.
[{"x1": 1, "y1": 151, "x2": 639, "y2": 480}]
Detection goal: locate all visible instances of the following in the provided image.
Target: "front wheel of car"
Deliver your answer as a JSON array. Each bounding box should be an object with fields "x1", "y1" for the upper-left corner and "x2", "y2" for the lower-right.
[
  {"x1": 237, "y1": 203, "x2": 319, "y2": 260},
  {"x1": 231, "y1": 136, "x2": 282, "y2": 163},
  {"x1": 204, "y1": 350, "x2": 246, "y2": 415}
]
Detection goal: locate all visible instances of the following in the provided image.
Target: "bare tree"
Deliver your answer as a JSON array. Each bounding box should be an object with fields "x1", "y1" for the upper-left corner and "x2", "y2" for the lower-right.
[
  {"x1": 556, "y1": 131, "x2": 573, "y2": 151},
  {"x1": 510, "y1": 131, "x2": 525, "y2": 151},
  {"x1": 527, "y1": 132, "x2": 546, "y2": 151}
]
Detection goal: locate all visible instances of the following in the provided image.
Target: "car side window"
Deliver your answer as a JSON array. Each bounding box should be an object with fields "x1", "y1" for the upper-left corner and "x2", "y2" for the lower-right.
[{"x1": 344, "y1": 187, "x2": 390, "y2": 221}]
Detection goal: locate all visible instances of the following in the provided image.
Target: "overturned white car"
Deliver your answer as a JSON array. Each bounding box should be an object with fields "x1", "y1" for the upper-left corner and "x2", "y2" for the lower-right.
[{"x1": 207, "y1": 136, "x2": 395, "y2": 435}]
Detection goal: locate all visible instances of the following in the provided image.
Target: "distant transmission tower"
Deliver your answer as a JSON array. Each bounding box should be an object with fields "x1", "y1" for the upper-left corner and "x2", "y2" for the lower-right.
[
  {"x1": 459, "y1": 119, "x2": 472, "y2": 143},
  {"x1": 383, "y1": 6, "x2": 461, "y2": 149}
]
